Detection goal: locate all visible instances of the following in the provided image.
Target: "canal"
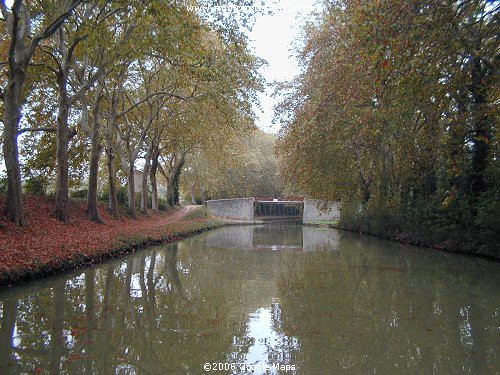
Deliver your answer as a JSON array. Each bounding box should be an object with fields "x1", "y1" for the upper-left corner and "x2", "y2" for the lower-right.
[{"x1": 0, "y1": 223, "x2": 498, "y2": 374}]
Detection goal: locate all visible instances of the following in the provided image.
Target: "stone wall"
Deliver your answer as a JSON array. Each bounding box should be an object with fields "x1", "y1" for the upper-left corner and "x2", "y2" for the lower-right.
[
  {"x1": 303, "y1": 199, "x2": 340, "y2": 224},
  {"x1": 206, "y1": 198, "x2": 255, "y2": 221}
]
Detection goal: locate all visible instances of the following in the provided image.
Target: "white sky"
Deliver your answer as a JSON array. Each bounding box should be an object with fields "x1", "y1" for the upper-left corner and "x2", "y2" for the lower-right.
[{"x1": 247, "y1": 0, "x2": 317, "y2": 133}]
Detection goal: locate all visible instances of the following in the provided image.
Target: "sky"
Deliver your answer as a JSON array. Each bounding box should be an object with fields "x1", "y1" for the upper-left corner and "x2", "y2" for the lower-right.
[{"x1": 246, "y1": 0, "x2": 317, "y2": 133}]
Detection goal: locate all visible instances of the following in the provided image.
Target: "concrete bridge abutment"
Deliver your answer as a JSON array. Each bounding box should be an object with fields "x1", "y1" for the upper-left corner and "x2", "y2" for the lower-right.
[{"x1": 206, "y1": 197, "x2": 340, "y2": 224}]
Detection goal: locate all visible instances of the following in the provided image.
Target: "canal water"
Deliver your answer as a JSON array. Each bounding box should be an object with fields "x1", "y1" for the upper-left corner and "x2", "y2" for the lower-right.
[{"x1": 0, "y1": 223, "x2": 498, "y2": 374}]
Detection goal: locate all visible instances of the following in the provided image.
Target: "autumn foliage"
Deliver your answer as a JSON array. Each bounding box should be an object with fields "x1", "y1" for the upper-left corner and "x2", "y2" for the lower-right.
[{"x1": 277, "y1": 0, "x2": 499, "y2": 257}]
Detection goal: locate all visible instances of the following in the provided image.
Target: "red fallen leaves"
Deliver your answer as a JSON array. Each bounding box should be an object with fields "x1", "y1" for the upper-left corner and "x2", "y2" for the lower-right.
[
  {"x1": 70, "y1": 326, "x2": 87, "y2": 337},
  {"x1": 0, "y1": 195, "x2": 207, "y2": 282},
  {"x1": 63, "y1": 354, "x2": 85, "y2": 365}
]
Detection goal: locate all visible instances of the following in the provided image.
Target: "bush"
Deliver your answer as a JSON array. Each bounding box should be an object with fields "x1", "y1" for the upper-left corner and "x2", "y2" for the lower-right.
[
  {"x1": 158, "y1": 197, "x2": 169, "y2": 211},
  {"x1": 0, "y1": 175, "x2": 7, "y2": 194},
  {"x1": 70, "y1": 188, "x2": 88, "y2": 199},
  {"x1": 24, "y1": 175, "x2": 48, "y2": 195},
  {"x1": 473, "y1": 190, "x2": 500, "y2": 257},
  {"x1": 98, "y1": 185, "x2": 130, "y2": 209}
]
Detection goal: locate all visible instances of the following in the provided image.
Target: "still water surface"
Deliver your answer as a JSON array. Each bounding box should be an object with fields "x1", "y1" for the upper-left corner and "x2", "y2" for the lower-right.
[{"x1": 0, "y1": 223, "x2": 498, "y2": 374}]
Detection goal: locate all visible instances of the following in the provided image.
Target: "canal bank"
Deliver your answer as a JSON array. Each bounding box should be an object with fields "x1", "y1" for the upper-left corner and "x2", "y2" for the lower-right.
[
  {"x1": 305, "y1": 221, "x2": 500, "y2": 261},
  {"x1": 0, "y1": 195, "x2": 226, "y2": 287}
]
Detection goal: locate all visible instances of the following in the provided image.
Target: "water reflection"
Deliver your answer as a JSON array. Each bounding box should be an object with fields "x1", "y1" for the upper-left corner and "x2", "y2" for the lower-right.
[
  {"x1": 0, "y1": 225, "x2": 498, "y2": 374},
  {"x1": 204, "y1": 222, "x2": 339, "y2": 252}
]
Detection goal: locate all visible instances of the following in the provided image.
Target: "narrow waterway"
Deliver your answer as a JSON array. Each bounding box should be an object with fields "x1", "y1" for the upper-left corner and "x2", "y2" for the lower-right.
[{"x1": 0, "y1": 223, "x2": 498, "y2": 374}]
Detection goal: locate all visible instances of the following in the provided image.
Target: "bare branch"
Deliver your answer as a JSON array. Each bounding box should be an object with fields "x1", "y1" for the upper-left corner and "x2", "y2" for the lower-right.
[
  {"x1": 17, "y1": 127, "x2": 57, "y2": 135},
  {"x1": 116, "y1": 88, "x2": 178, "y2": 118},
  {"x1": 29, "y1": 0, "x2": 84, "y2": 56}
]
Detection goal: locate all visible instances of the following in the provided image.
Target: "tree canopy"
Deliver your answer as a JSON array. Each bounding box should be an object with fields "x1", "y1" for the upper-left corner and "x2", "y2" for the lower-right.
[
  {"x1": 276, "y1": 0, "x2": 499, "y2": 256},
  {"x1": 1, "y1": 0, "x2": 265, "y2": 223}
]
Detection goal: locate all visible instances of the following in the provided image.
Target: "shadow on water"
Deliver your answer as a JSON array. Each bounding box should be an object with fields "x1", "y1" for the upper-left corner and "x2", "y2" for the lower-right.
[{"x1": 0, "y1": 224, "x2": 499, "y2": 374}]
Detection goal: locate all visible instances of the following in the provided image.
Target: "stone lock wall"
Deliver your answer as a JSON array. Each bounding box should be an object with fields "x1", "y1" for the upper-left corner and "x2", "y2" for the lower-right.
[
  {"x1": 206, "y1": 198, "x2": 255, "y2": 221},
  {"x1": 303, "y1": 199, "x2": 340, "y2": 224}
]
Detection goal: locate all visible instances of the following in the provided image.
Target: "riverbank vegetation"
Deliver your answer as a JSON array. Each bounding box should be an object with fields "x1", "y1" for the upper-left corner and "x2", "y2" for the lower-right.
[
  {"x1": 1, "y1": 0, "x2": 264, "y2": 225},
  {"x1": 277, "y1": 1, "x2": 499, "y2": 257}
]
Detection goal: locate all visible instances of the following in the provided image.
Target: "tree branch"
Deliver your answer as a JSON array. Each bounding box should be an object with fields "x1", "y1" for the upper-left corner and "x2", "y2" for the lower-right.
[
  {"x1": 116, "y1": 88, "x2": 178, "y2": 118},
  {"x1": 29, "y1": 0, "x2": 84, "y2": 56},
  {"x1": 18, "y1": 127, "x2": 57, "y2": 135}
]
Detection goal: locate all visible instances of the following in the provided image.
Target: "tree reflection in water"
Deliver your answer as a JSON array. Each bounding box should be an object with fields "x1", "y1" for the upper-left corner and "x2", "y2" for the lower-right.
[{"x1": 0, "y1": 226, "x2": 498, "y2": 374}]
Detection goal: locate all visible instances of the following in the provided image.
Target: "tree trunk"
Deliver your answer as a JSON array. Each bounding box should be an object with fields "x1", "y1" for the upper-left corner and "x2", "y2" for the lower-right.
[
  {"x1": 87, "y1": 86, "x2": 103, "y2": 222},
  {"x1": 141, "y1": 151, "x2": 151, "y2": 213},
  {"x1": 87, "y1": 119, "x2": 101, "y2": 222},
  {"x1": 201, "y1": 186, "x2": 207, "y2": 205},
  {"x1": 127, "y1": 162, "x2": 136, "y2": 217},
  {"x1": 165, "y1": 155, "x2": 185, "y2": 206},
  {"x1": 105, "y1": 113, "x2": 119, "y2": 217},
  {"x1": 166, "y1": 178, "x2": 174, "y2": 207},
  {"x1": 140, "y1": 166, "x2": 149, "y2": 213},
  {"x1": 190, "y1": 181, "x2": 196, "y2": 205},
  {"x1": 55, "y1": 72, "x2": 70, "y2": 222},
  {"x1": 106, "y1": 147, "x2": 118, "y2": 217},
  {"x1": 150, "y1": 157, "x2": 159, "y2": 211},
  {"x1": 3, "y1": 76, "x2": 26, "y2": 226}
]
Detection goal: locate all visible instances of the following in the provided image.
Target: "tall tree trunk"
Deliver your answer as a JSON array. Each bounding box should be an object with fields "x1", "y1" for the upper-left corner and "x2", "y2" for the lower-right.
[
  {"x1": 166, "y1": 177, "x2": 174, "y2": 207},
  {"x1": 55, "y1": 72, "x2": 70, "y2": 222},
  {"x1": 87, "y1": 121, "x2": 102, "y2": 222},
  {"x1": 172, "y1": 161, "x2": 184, "y2": 206},
  {"x1": 127, "y1": 162, "x2": 136, "y2": 217},
  {"x1": 190, "y1": 181, "x2": 196, "y2": 205},
  {"x1": 149, "y1": 136, "x2": 161, "y2": 211},
  {"x1": 141, "y1": 150, "x2": 151, "y2": 213},
  {"x1": 150, "y1": 158, "x2": 159, "y2": 211},
  {"x1": 165, "y1": 154, "x2": 185, "y2": 206},
  {"x1": 3, "y1": 5, "x2": 28, "y2": 226},
  {"x1": 106, "y1": 148, "x2": 118, "y2": 217},
  {"x1": 87, "y1": 86, "x2": 103, "y2": 222},
  {"x1": 105, "y1": 115, "x2": 118, "y2": 217},
  {"x1": 3, "y1": 76, "x2": 25, "y2": 226},
  {"x1": 201, "y1": 186, "x2": 207, "y2": 205}
]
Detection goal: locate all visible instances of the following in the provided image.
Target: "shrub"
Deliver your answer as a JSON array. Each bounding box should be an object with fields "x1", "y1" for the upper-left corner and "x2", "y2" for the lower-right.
[
  {"x1": 24, "y1": 175, "x2": 48, "y2": 195},
  {"x1": 70, "y1": 188, "x2": 88, "y2": 199},
  {"x1": 0, "y1": 175, "x2": 7, "y2": 194},
  {"x1": 158, "y1": 197, "x2": 169, "y2": 211}
]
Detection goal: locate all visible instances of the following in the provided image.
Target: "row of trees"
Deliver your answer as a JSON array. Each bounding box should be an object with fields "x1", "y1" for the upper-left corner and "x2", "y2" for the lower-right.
[
  {"x1": 181, "y1": 129, "x2": 284, "y2": 203},
  {"x1": 277, "y1": 0, "x2": 498, "y2": 255},
  {"x1": 1, "y1": 0, "x2": 264, "y2": 225}
]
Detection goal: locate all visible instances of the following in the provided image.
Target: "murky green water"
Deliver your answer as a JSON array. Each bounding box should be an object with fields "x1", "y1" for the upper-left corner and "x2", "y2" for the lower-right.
[{"x1": 0, "y1": 223, "x2": 498, "y2": 374}]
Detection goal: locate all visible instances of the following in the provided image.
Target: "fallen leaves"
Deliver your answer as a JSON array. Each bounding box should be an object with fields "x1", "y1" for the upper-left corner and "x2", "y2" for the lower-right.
[{"x1": 0, "y1": 196, "x2": 216, "y2": 285}]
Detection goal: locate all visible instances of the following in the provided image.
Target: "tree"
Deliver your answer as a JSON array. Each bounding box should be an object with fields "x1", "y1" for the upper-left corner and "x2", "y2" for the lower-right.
[
  {"x1": 277, "y1": 0, "x2": 499, "y2": 254},
  {"x1": 0, "y1": 0, "x2": 83, "y2": 225}
]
